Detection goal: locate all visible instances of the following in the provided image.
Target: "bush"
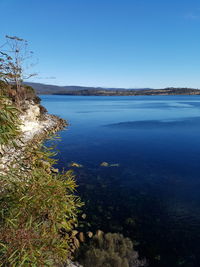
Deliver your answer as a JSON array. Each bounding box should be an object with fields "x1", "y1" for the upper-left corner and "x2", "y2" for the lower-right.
[
  {"x1": 0, "y1": 145, "x2": 83, "y2": 266},
  {"x1": 0, "y1": 92, "x2": 83, "y2": 265},
  {"x1": 0, "y1": 80, "x2": 8, "y2": 92},
  {"x1": 22, "y1": 85, "x2": 41, "y2": 104}
]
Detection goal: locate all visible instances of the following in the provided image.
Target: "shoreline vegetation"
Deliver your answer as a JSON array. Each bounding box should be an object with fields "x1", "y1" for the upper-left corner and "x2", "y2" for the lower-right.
[
  {"x1": 25, "y1": 82, "x2": 200, "y2": 96},
  {"x1": 0, "y1": 33, "x2": 84, "y2": 265},
  {"x1": 0, "y1": 82, "x2": 83, "y2": 266}
]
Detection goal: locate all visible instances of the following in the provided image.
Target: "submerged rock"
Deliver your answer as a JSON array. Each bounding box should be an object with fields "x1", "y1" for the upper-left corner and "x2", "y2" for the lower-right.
[
  {"x1": 81, "y1": 213, "x2": 87, "y2": 219},
  {"x1": 68, "y1": 162, "x2": 83, "y2": 168},
  {"x1": 87, "y1": 231, "x2": 93, "y2": 238},
  {"x1": 100, "y1": 162, "x2": 120, "y2": 167},
  {"x1": 96, "y1": 229, "x2": 104, "y2": 238},
  {"x1": 79, "y1": 232, "x2": 85, "y2": 243},
  {"x1": 100, "y1": 162, "x2": 109, "y2": 167},
  {"x1": 78, "y1": 232, "x2": 147, "y2": 267}
]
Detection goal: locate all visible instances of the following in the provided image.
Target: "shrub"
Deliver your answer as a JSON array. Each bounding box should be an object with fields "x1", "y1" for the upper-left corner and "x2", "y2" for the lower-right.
[
  {"x1": 22, "y1": 85, "x2": 41, "y2": 104},
  {"x1": 0, "y1": 80, "x2": 8, "y2": 92},
  {"x1": 0, "y1": 93, "x2": 83, "y2": 265},
  {"x1": 0, "y1": 145, "x2": 83, "y2": 266}
]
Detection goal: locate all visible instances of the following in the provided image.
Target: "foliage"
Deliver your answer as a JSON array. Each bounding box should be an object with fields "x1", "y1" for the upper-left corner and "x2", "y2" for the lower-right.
[
  {"x1": 0, "y1": 34, "x2": 83, "y2": 266},
  {"x1": 0, "y1": 80, "x2": 40, "y2": 108},
  {"x1": 79, "y1": 232, "x2": 147, "y2": 267},
  {"x1": 0, "y1": 144, "x2": 83, "y2": 266},
  {"x1": 0, "y1": 94, "x2": 21, "y2": 146},
  {"x1": 0, "y1": 80, "x2": 8, "y2": 91}
]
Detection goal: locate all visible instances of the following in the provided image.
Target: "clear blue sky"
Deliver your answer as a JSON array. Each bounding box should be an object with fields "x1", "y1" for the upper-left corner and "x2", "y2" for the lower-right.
[{"x1": 1, "y1": 0, "x2": 200, "y2": 88}]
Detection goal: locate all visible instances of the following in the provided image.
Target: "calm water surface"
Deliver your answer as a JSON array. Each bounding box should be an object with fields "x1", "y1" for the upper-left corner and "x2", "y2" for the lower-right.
[{"x1": 41, "y1": 95, "x2": 200, "y2": 267}]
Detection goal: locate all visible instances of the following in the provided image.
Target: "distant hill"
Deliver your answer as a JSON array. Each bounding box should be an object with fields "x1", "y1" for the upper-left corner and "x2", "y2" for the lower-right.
[
  {"x1": 24, "y1": 82, "x2": 104, "y2": 94},
  {"x1": 25, "y1": 82, "x2": 200, "y2": 96},
  {"x1": 24, "y1": 82, "x2": 151, "y2": 94}
]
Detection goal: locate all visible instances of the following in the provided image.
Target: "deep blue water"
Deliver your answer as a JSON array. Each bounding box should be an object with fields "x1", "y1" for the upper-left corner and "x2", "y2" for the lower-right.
[{"x1": 41, "y1": 95, "x2": 200, "y2": 267}]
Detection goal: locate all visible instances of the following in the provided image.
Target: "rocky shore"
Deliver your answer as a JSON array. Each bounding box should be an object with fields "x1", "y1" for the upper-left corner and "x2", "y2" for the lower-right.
[{"x1": 0, "y1": 100, "x2": 67, "y2": 173}]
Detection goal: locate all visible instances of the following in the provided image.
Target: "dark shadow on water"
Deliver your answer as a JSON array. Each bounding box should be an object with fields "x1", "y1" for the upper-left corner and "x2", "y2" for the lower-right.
[{"x1": 104, "y1": 117, "x2": 200, "y2": 129}]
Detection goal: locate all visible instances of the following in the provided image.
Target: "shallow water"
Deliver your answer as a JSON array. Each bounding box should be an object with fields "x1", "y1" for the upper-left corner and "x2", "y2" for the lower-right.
[{"x1": 41, "y1": 95, "x2": 200, "y2": 267}]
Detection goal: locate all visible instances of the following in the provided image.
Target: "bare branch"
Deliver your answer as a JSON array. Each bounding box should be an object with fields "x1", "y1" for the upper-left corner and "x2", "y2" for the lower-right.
[{"x1": 0, "y1": 35, "x2": 37, "y2": 92}]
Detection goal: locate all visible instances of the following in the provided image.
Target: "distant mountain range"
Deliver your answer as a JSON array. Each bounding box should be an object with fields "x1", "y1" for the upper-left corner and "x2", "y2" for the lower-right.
[
  {"x1": 25, "y1": 82, "x2": 151, "y2": 94},
  {"x1": 25, "y1": 82, "x2": 200, "y2": 96}
]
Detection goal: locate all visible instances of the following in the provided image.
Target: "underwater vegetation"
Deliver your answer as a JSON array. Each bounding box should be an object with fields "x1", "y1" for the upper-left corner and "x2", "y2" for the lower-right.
[{"x1": 78, "y1": 231, "x2": 147, "y2": 267}]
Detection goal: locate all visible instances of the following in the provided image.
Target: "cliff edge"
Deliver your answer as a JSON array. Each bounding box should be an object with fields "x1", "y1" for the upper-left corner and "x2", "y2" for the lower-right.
[{"x1": 0, "y1": 83, "x2": 66, "y2": 172}]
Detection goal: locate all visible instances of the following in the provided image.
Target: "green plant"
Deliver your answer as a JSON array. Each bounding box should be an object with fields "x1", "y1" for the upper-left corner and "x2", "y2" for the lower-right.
[
  {"x1": 0, "y1": 32, "x2": 83, "y2": 265},
  {"x1": 0, "y1": 94, "x2": 21, "y2": 146},
  {"x1": 0, "y1": 144, "x2": 83, "y2": 266}
]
